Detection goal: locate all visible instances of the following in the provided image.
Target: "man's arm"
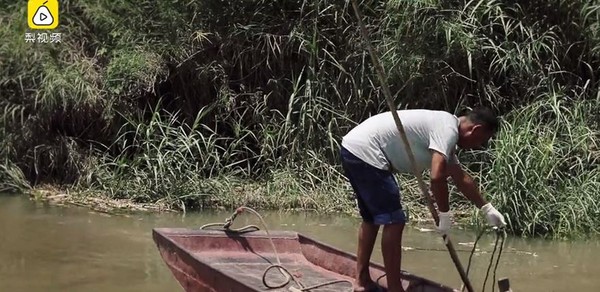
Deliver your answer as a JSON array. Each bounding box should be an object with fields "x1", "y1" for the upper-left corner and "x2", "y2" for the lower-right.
[
  {"x1": 446, "y1": 162, "x2": 487, "y2": 208},
  {"x1": 431, "y1": 149, "x2": 506, "y2": 230},
  {"x1": 446, "y1": 161, "x2": 507, "y2": 227},
  {"x1": 430, "y1": 151, "x2": 450, "y2": 212}
]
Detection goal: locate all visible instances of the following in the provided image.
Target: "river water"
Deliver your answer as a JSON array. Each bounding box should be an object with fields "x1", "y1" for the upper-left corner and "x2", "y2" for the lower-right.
[{"x1": 0, "y1": 195, "x2": 598, "y2": 291}]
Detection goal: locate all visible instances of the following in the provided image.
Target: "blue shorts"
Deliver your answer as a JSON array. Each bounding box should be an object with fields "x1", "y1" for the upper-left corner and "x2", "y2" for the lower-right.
[{"x1": 340, "y1": 146, "x2": 407, "y2": 225}]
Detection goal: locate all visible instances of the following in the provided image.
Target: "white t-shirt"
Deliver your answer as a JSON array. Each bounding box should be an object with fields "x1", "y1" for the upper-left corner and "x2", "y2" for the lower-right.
[{"x1": 341, "y1": 109, "x2": 460, "y2": 173}]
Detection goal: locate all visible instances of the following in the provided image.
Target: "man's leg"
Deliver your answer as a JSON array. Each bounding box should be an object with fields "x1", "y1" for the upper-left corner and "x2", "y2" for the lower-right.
[
  {"x1": 382, "y1": 222, "x2": 405, "y2": 292},
  {"x1": 340, "y1": 147, "x2": 379, "y2": 290},
  {"x1": 358, "y1": 168, "x2": 406, "y2": 292},
  {"x1": 356, "y1": 221, "x2": 380, "y2": 290},
  {"x1": 339, "y1": 146, "x2": 406, "y2": 291}
]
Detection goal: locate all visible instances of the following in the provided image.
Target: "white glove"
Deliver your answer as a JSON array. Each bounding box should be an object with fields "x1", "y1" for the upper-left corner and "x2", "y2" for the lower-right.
[
  {"x1": 481, "y1": 203, "x2": 506, "y2": 227},
  {"x1": 436, "y1": 211, "x2": 452, "y2": 235}
]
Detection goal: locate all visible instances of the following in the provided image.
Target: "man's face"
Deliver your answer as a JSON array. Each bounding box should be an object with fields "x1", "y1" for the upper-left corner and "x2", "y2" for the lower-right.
[{"x1": 458, "y1": 124, "x2": 494, "y2": 150}]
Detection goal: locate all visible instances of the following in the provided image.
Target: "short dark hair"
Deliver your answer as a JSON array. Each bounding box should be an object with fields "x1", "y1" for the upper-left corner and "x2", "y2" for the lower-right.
[{"x1": 465, "y1": 107, "x2": 499, "y2": 133}]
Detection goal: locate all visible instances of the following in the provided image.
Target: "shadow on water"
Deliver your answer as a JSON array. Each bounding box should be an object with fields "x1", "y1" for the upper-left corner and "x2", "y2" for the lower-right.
[{"x1": 0, "y1": 195, "x2": 599, "y2": 292}]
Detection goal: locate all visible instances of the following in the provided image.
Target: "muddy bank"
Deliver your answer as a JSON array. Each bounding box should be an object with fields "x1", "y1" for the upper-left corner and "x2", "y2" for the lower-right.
[
  {"x1": 26, "y1": 185, "x2": 474, "y2": 226},
  {"x1": 28, "y1": 186, "x2": 173, "y2": 214}
]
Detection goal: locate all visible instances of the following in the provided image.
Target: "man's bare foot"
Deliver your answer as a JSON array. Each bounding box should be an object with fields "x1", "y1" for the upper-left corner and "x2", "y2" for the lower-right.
[{"x1": 354, "y1": 279, "x2": 378, "y2": 292}]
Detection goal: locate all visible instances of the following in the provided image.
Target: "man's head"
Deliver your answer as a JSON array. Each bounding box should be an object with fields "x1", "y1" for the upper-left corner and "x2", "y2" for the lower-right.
[{"x1": 457, "y1": 107, "x2": 499, "y2": 149}]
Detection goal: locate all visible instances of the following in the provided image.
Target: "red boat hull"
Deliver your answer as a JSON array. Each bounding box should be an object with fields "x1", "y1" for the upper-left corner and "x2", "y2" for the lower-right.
[{"x1": 152, "y1": 228, "x2": 458, "y2": 292}]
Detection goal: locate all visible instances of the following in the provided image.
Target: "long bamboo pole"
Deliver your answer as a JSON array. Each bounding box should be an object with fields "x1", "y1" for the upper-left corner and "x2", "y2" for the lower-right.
[{"x1": 349, "y1": 1, "x2": 475, "y2": 291}]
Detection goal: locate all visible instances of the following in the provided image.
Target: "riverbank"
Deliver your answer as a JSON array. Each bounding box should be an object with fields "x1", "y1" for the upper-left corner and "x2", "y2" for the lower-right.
[
  {"x1": 26, "y1": 178, "x2": 476, "y2": 227},
  {"x1": 28, "y1": 185, "x2": 173, "y2": 214}
]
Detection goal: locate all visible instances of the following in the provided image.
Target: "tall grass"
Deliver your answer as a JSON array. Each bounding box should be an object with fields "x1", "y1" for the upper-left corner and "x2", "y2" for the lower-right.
[
  {"x1": 480, "y1": 85, "x2": 600, "y2": 238},
  {"x1": 1, "y1": 0, "x2": 599, "y2": 238},
  {"x1": 76, "y1": 102, "x2": 355, "y2": 212}
]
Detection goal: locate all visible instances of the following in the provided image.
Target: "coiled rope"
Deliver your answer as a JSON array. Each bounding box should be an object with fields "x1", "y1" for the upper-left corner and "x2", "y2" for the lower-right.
[{"x1": 199, "y1": 206, "x2": 354, "y2": 291}]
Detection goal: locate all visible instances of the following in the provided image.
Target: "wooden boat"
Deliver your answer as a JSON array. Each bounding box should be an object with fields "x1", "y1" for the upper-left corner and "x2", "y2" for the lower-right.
[{"x1": 152, "y1": 227, "x2": 459, "y2": 292}]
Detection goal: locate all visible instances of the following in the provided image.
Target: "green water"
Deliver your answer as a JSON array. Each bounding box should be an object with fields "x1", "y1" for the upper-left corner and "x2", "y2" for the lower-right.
[{"x1": 0, "y1": 195, "x2": 598, "y2": 291}]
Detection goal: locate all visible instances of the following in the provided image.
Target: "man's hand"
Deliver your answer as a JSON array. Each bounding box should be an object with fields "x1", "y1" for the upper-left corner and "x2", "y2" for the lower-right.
[
  {"x1": 481, "y1": 203, "x2": 506, "y2": 227},
  {"x1": 436, "y1": 211, "x2": 453, "y2": 235}
]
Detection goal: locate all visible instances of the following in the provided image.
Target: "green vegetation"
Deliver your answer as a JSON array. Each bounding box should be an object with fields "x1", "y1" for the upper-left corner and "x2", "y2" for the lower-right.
[
  {"x1": 1, "y1": 0, "x2": 599, "y2": 239},
  {"x1": 482, "y1": 96, "x2": 600, "y2": 238}
]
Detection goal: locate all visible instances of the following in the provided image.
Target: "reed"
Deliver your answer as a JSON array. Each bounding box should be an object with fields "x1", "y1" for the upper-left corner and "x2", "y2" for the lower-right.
[
  {"x1": 1, "y1": 0, "x2": 599, "y2": 238},
  {"x1": 480, "y1": 89, "x2": 600, "y2": 239}
]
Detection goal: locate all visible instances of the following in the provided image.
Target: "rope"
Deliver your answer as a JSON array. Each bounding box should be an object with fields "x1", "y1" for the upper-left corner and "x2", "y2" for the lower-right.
[
  {"x1": 199, "y1": 208, "x2": 260, "y2": 233},
  {"x1": 464, "y1": 228, "x2": 487, "y2": 287},
  {"x1": 200, "y1": 206, "x2": 354, "y2": 291},
  {"x1": 461, "y1": 226, "x2": 507, "y2": 292},
  {"x1": 374, "y1": 227, "x2": 506, "y2": 291},
  {"x1": 198, "y1": 222, "x2": 260, "y2": 233},
  {"x1": 201, "y1": 207, "x2": 508, "y2": 291},
  {"x1": 489, "y1": 228, "x2": 506, "y2": 292}
]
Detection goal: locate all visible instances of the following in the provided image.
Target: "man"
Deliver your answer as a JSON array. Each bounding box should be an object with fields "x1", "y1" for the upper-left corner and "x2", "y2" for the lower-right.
[{"x1": 340, "y1": 107, "x2": 506, "y2": 292}]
